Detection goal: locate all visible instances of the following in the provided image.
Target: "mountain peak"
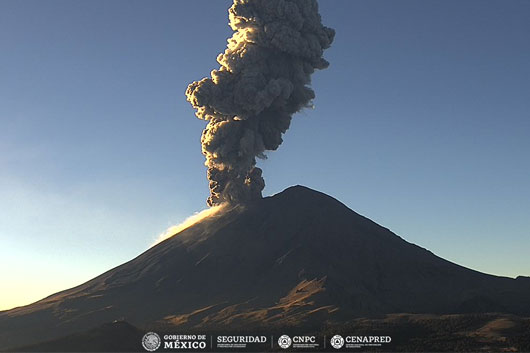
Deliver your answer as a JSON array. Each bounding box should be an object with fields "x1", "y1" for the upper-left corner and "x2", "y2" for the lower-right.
[
  {"x1": 271, "y1": 184, "x2": 335, "y2": 199},
  {"x1": 275, "y1": 184, "x2": 320, "y2": 195},
  {"x1": 267, "y1": 185, "x2": 340, "y2": 205},
  {"x1": 1, "y1": 185, "x2": 529, "y2": 350}
]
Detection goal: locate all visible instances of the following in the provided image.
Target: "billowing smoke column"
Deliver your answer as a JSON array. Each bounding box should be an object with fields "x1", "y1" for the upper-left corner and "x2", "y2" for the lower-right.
[{"x1": 186, "y1": 0, "x2": 334, "y2": 206}]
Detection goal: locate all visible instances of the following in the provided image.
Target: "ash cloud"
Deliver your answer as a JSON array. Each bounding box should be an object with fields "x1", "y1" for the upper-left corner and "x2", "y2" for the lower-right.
[{"x1": 186, "y1": 0, "x2": 334, "y2": 206}]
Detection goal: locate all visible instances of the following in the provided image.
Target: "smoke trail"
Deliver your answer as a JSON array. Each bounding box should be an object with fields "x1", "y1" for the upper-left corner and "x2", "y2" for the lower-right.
[
  {"x1": 152, "y1": 204, "x2": 228, "y2": 246},
  {"x1": 186, "y1": 0, "x2": 334, "y2": 206}
]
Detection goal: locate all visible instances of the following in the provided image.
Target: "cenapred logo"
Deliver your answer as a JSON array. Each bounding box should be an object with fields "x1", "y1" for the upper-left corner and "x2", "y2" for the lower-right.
[
  {"x1": 330, "y1": 335, "x2": 344, "y2": 349},
  {"x1": 142, "y1": 332, "x2": 161, "y2": 351},
  {"x1": 278, "y1": 335, "x2": 292, "y2": 349}
]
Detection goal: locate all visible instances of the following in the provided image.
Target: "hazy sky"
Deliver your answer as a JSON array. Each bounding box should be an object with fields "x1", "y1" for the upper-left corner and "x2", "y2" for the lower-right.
[{"x1": 1, "y1": 0, "x2": 529, "y2": 310}]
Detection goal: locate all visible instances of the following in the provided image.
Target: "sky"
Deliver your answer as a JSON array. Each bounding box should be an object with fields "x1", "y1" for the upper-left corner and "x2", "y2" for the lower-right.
[{"x1": 1, "y1": 0, "x2": 529, "y2": 311}]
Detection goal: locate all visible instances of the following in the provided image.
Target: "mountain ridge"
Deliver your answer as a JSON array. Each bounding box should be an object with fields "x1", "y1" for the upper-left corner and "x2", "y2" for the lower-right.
[{"x1": 1, "y1": 185, "x2": 529, "y2": 350}]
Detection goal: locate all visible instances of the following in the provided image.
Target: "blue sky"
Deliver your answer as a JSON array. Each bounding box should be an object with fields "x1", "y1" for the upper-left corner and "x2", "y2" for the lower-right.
[{"x1": 1, "y1": 0, "x2": 529, "y2": 310}]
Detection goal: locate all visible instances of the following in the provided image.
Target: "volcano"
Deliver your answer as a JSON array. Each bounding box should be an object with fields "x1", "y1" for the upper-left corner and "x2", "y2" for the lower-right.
[{"x1": 1, "y1": 186, "x2": 529, "y2": 350}]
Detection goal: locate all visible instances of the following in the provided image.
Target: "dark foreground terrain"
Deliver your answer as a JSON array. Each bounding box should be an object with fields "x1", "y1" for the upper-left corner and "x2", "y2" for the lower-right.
[
  {"x1": 10, "y1": 313, "x2": 530, "y2": 352},
  {"x1": 1, "y1": 186, "x2": 529, "y2": 351},
  {"x1": 328, "y1": 313, "x2": 530, "y2": 352}
]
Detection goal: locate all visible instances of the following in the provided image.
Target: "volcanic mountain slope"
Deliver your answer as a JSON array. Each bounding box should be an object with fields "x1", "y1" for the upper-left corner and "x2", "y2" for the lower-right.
[{"x1": 1, "y1": 185, "x2": 529, "y2": 350}]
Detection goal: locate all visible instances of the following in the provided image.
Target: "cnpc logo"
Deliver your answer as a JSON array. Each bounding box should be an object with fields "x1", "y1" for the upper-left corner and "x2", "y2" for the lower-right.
[{"x1": 278, "y1": 335, "x2": 317, "y2": 349}]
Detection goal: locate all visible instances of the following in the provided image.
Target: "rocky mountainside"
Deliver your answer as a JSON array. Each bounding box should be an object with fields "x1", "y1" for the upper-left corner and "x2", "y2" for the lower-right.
[{"x1": 1, "y1": 185, "x2": 529, "y2": 350}]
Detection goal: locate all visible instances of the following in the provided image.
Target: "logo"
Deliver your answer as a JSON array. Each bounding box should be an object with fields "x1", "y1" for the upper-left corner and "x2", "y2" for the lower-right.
[
  {"x1": 163, "y1": 334, "x2": 207, "y2": 349},
  {"x1": 330, "y1": 335, "x2": 344, "y2": 349},
  {"x1": 216, "y1": 335, "x2": 268, "y2": 349},
  {"x1": 278, "y1": 335, "x2": 292, "y2": 349},
  {"x1": 142, "y1": 332, "x2": 161, "y2": 351},
  {"x1": 344, "y1": 335, "x2": 392, "y2": 348}
]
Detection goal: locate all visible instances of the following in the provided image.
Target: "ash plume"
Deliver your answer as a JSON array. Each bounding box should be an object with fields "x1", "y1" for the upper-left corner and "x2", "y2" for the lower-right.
[
  {"x1": 186, "y1": 0, "x2": 335, "y2": 206},
  {"x1": 152, "y1": 204, "x2": 228, "y2": 246}
]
